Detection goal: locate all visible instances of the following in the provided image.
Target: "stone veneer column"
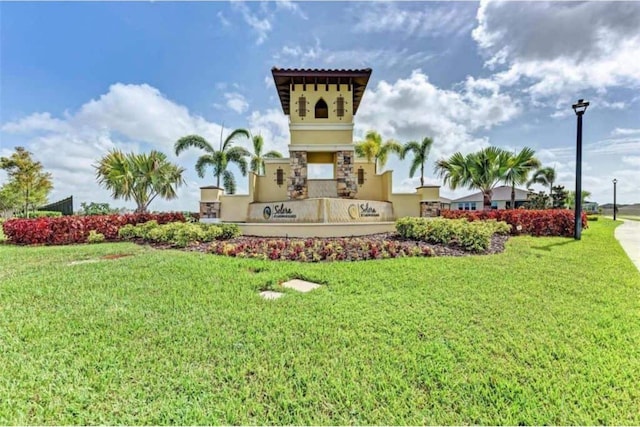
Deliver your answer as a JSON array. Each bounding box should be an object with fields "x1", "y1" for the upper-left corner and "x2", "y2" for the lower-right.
[
  {"x1": 420, "y1": 201, "x2": 441, "y2": 217},
  {"x1": 200, "y1": 201, "x2": 221, "y2": 219},
  {"x1": 288, "y1": 151, "x2": 308, "y2": 200},
  {"x1": 336, "y1": 150, "x2": 358, "y2": 199}
]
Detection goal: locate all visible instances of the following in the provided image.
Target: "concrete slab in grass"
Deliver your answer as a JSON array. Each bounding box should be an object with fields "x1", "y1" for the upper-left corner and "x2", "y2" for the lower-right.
[
  {"x1": 259, "y1": 291, "x2": 284, "y2": 300},
  {"x1": 282, "y1": 279, "x2": 322, "y2": 293}
]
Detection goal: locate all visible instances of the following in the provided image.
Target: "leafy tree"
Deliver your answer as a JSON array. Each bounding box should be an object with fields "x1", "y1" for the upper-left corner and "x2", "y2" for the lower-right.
[
  {"x1": 95, "y1": 149, "x2": 185, "y2": 213},
  {"x1": 527, "y1": 166, "x2": 557, "y2": 196},
  {"x1": 355, "y1": 130, "x2": 402, "y2": 173},
  {"x1": 566, "y1": 190, "x2": 592, "y2": 210},
  {"x1": 79, "y1": 202, "x2": 122, "y2": 215},
  {"x1": 502, "y1": 147, "x2": 540, "y2": 209},
  {"x1": 0, "y1": 146, "x2": 53, "y2": 218},
  {"x1": 0, "y1": 184, "x2": 21, "y2": 216},
  {"x1": 175, "y1": 128, "x2": 250, "y2": 194},
  {"x1": 435, "y1": 146, "x2": 510, "y2": 210},
  {"x1": 525, "y1": 189, "x2": 550, "y2": 209},
  {"x1": 551, "y1": 185, "x2": 568, "y2": 209},
  {"x1": 249, "y1": 134, "x2": 282, "y2": 176},
  {"x1": 401, "y1": 136, "x2": 434, "y2": 187}
]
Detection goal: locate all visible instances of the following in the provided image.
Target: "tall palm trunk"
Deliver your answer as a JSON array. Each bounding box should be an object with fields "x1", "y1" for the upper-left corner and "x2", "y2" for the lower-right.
[
  {"x1": 511, "y1": 183, "x2": 516, "y2": 210},
  {"x1": 483, "y1": 190, "x2": 492, "y2": 210},
  {"x1": 420, "y1": 163, "x2": 424, "y2": 187}
]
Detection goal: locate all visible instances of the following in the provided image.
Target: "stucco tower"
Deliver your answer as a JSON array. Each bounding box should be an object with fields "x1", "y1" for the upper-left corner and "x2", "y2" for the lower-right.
[{"x1": 271, "y1": 68, "x2": 372, "y2": 200}]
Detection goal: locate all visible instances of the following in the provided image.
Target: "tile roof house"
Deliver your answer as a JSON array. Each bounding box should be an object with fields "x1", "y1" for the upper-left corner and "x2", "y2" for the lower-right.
[{"x1": 450, "y1": 185, "x2": 529, "y2": 210}]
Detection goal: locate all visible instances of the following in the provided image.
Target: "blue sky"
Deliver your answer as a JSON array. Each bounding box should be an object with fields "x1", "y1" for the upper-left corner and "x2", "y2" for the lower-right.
[{"x1": 1, "y1": 1, "x2": 639, "y2": 211}]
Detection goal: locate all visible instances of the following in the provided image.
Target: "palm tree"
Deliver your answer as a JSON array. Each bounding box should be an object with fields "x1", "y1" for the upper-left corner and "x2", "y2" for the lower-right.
[
  {"x1": 355, "y1": 130, "x2": 402, "y2": 173},
  {"x1": 401, "y1": 136, "x2": 434, "y2": 187},
  {"x1": 527, "y1": 166, "x2": 557, "y2": 196},
  {"x1": 249, "y1": 134, "x2": 282, "y2": 175},
  {"x1": 174, "y1": 128, "x2": 250, "y2": 194},
  {"x1": 502, "y1": 147, "x2": 540, "y2": 209},
  {"x1": 95, "y1": 149, "x2": 185, "y2": 213},
  {"x1": 435, "y1": 146, "x2": 510, "y2": 210}
]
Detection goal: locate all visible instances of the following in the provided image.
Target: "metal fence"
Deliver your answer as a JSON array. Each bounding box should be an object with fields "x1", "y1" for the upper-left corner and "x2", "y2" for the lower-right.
[{"x1": 38, "y1": 196, "x2": 74, "y2": 216}]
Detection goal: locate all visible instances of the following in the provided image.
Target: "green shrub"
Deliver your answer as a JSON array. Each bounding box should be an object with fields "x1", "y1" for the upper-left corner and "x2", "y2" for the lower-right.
[
  {"x1": 17, "y1": 211, "x2": 63, "y2": 218},
  {"x1": 395, "y1": 217, "x2": 509, "y2": 252},
  {"x1": 117, "y1": 221, "x2": 238, "y2": 247},
  {"x1": 587, "y1": 215, "x2": 599, "y2": 222},
  {"x1": 218, "y1": 223, "x2": 241, "y2": 240},
  {"x1": 118, "y1": 224, "x2": 137, "y2": 239},
  {"x1": 87, "y1": 230, "x2": 106, "y2": 243}
]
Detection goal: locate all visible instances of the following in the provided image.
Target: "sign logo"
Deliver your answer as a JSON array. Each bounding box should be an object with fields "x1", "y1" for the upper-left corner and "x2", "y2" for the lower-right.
[
  {"x1": 263, "y1": 206, "x2": 272, "y2": 220},
  {"x1": 348, "y1": 204, "x2": 359, "y2": 219},
  {"x1": 359, "y1": 202, "x2": 379, "y2": 217},
  {"x1": 263, "y1": 203, "x2": 296, "y2": 220}
]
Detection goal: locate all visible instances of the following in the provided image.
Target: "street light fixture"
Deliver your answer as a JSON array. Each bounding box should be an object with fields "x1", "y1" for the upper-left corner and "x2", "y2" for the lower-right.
[
  {"x1": 572, "y1": 98, "x2": 590, "y2": 240},
  {"x1": 613, "y1": 178, "x2": 618, "y2": 221}
]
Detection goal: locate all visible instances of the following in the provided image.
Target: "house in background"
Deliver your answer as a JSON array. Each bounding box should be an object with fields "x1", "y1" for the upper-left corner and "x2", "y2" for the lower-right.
[
  {"x1": 450, "y1": 185, "x2": 529, "y2": 210},
  {"x1": 583, "y1": 201, "x2": 599, "y2": 213}
]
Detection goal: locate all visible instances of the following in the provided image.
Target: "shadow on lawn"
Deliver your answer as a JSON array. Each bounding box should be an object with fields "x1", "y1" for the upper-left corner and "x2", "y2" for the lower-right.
[{"x1": 531, "y1": 239, "x2": 577, "y2": 252}]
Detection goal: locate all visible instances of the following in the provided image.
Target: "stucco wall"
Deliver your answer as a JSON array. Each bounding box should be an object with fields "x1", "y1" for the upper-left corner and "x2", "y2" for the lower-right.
[
  {"x1": 256, "y1": 161, "x2": 290, "y2": 202},
  {"x1": 290, "y1": 129, "x2": 352, "y2": 145},
  {"x1": 289, "y1": 83, "x2": 354, "y2": 124},
  {"x1": 219, "y1": 195, "x2": 251, "y2": 222},
  {"x1": 389, "y1": 193, "x2": 421, "y2": 218}
]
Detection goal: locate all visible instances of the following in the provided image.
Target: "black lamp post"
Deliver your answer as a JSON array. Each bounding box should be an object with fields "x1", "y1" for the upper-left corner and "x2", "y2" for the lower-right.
[
  {"x1": 572, "y1": 98, "x2": 589, "y2": 240},
  {"x1": 613, "y1": 178, "x2": 618, "y2": 221}
]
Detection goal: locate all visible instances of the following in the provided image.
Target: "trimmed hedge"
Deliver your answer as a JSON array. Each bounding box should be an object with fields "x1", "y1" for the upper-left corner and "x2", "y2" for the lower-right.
[
  {"x1": 2, "y1": 212, "x2": 185, "y2": 245},
  {"x1": 119, "y1": 221, "x2": 241, "y2": 247},
  {"x1": 17, "y1": 211, "x2": 63, "y2": 218},
  {"x1": 441, "y1": 209, "x2": 588, "y2": 237},
  {"x1": 396, "y1": 217, "x2": 510, "y2": 252}
]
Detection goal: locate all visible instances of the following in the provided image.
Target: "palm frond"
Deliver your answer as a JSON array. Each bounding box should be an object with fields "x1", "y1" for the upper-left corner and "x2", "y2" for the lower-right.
[
  {"x1": 222, "y1": 170, "x2": 237, "y2": 194},
  {"x1": 174, "y1": 135, "x2": 214, "y2": 156}
]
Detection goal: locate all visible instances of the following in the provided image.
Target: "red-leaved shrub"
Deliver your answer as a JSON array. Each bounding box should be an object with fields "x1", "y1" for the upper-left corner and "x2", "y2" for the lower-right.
[
  {"x1": 441, "y1": 209, "x2": 587, "y2": 237},
  {"x1": 2, "y1": 212, "x2": 185, "y2": 245}
]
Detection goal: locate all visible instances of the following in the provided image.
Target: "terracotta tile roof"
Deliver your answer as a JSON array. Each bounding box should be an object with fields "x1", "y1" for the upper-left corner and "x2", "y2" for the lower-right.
[{"x1": 271, "y1": 67, "x2": 372, "y2": 115}]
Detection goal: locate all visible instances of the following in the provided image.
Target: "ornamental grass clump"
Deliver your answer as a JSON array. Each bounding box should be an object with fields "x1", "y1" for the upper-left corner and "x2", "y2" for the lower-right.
[{"x1": 395, "y1": 217, "x2": 510, "y2": 252}]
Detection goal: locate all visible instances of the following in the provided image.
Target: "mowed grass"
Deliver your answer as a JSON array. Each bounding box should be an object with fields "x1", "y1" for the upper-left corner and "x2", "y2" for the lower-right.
[{"x1": 1, "y1": 219, "x2": 639, "y2": 425}]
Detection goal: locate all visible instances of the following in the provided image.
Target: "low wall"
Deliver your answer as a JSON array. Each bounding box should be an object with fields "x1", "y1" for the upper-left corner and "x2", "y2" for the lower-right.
[{"x1": 237, "y1": 222, "x2": 396, "y2": 238}]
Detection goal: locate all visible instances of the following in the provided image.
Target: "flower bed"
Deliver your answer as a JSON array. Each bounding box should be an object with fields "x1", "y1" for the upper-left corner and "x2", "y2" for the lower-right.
[
  {"x1": 2, "y1": 212, "x2": 185, "y2": 245},
  {"x1": 207, "y1": 235, "x2": 436, "y2": 262},
  {"x1": 441, "y1": 209, "x2": 588, "y2": 237}
]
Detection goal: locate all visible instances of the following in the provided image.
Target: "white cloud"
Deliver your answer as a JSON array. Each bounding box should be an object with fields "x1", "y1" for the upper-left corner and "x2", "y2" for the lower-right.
[
  {"x1": 247, "y1": 108, "x2": 290, "y2": 155},
  {"x1": 473, "y1": 1, "x2": 640, "y2": 103},
  {"x1": 217, "y1": 11, "x2": 231, "y2": 27},
  {"x1": 1, "y1": 83, "x2": 230, "y2": 211},
  {"x1": 274, "y1": 39, "x2": 439, "y2": 70},
  {"x1": 622, "y1": 156, "x2": 640, "y2": 167},
  {"x1": 231, "y1": 1, "x2": 272, "y2": 45},
  {"x1": 587, "y1": 137, "x2": 640, "y2": 155},
  {"x1": 224, "y1": 92, "x2": 249, "y2": 114},
  {"x1": 355, "y1": 70, "x2": 519, "y2": 162},
  {"x1": 228, "y1": 1, "x2": 306, "y2": 45},
  {"x1": 612, "y1": 128, "x2": 640, "y2": 136},
  {"x1": 352, "y1": 3, "x2": 475, "y2": 38}
]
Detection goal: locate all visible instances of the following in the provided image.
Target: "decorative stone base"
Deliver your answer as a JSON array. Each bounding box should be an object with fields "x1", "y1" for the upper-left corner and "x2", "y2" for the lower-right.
[
  {"x1": 200, "y1": 201, "x2": 221, "y2": 219},
  {"x1": 420, "y1": 201, "x2": 440, "y2": 217}
]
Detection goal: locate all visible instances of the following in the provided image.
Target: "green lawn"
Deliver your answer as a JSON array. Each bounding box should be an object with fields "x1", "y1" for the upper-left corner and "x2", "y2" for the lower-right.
[
  {"x1": 620, "y1": 215, "x2": 640, "y2": 221},
  {"x1": 1, "y1": 219, "x2": 639, "y2": 425}
]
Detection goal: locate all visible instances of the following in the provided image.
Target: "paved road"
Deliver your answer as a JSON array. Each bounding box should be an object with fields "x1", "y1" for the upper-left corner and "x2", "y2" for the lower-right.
[{"x1": 614, "y1": 219, "x2": 640, "y2": 272}]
